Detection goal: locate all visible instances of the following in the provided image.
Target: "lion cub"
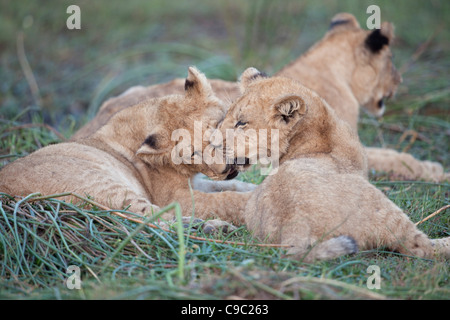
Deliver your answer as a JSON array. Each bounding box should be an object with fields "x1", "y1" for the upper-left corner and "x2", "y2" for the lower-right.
[
  {"x1": 0, "y1": 67, "x2": 252, "y2": 226},
  {"x1": 218, "y1": 68, "x2": 450, "y2": 262}
]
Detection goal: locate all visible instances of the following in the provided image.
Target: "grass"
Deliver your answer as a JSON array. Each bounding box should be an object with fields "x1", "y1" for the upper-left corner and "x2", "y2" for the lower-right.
[
  {"x1": 0, "y1": 0, "x2": 449, "y2": 300},
  {"x1": 1, "y1": 189, "x2": 448, "y2": 300}
]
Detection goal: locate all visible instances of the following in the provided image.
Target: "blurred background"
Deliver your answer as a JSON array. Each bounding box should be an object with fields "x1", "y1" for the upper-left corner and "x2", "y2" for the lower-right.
[{"x1": 0, "y1": 0, "x2": 449, "y2": 168}]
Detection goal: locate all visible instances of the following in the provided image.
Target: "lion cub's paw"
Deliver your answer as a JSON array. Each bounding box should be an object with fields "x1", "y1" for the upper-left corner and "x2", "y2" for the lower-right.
[
  {"x1": 201, "y1": 219, "x2": 237, "y2": 234},
  {"x1": 126, "y1": 199, "x2": 161, "y2": 217},
  {"x1": 179, "y1": 216, "x2": 206, "y2": 230},
  {"x1": 431, "y1": 237, "x2": 450, "y2": 259},
  {"x1": 171, "y1": 216, "x2": 237, "y2": 234}
]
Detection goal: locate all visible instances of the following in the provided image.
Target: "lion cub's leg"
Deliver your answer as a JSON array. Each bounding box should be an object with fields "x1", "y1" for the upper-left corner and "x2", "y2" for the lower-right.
[
  {"x1": 82, "y1": 177, "x2": 162, "y2": 219},
  {"x1": 392, "y1": 230, "x2": 450, "y2": 259},
  {"x1": 385, "y1": 217, "x2": 450, "y2": 259},
  {"x1": 366, "y1": 147, "x2": 446, "y2": 182},
  {"x1": 91, "y1": 185, "x2": 164, "y2": 220},
  {"x1": 368, "y1": 192, "x2": 450, "y2": 259},
  {"x1": 173, "y1": 188, "x2": 251, "y2": 225},
  {"x1": 112, "y1": 194, "x2": 234, "y2": 234}
]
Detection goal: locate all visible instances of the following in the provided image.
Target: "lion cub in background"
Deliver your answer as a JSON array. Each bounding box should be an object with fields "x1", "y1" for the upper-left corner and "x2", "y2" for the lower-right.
[
  {"x1": 218, "y1": 68, "x2": 450, "y2": 262},
  {"x1": 0, "y1": 67, "x2": 253, "y2": 227}
]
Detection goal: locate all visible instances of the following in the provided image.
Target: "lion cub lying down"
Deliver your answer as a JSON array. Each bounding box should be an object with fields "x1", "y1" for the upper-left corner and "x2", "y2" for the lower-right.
[
  {"x1": 0, "y1": 67, "x2": 253, "y2": 227},
  {"x1": 218, "y1": 68, "x2": 450, "y2": 262}
]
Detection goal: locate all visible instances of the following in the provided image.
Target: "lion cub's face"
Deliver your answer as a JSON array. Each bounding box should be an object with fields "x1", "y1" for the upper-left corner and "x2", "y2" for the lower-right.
[
  {"x1": 216, "y1": 68, "x2": 310, "y2": 172},
  {"x1": 327, "y1": 13, "x2": 402, "y2": 117},
  {"x1": 136, "y1": 67, "x2": 236, "y2": 180}
]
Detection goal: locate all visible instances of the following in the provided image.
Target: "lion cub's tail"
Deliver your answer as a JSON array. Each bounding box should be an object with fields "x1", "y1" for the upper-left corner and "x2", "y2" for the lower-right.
[{"x1": 287, "y1": 235, "x2": 358, "y2": 263}]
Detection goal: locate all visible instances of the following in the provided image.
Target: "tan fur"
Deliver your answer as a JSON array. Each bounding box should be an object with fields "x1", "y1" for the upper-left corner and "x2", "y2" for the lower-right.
[
  {"x1": 217, "y1": 68, "x2": 450, "y2": 262},
  {"x1": 72, "y1": 78, "x2": 240, "y2": 140},
  {"x1": 70, "y1": 13, "x2": 447, "y2": 182},
  {"x1": 0, "y1": 67, "x2": 252, "y2": 226}
]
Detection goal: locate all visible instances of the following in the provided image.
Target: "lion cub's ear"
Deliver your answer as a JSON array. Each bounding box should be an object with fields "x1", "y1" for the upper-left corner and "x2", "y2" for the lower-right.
[
  {"x1": 271, "y1": 94, "x2": 307, "y2": 124},
  {"x1": 365, "y1": 22, "x2": 394, "y2": 53},
  {"x1": 239, "y1": 67, "x2": 268, "y2": 93},
  {"x1": 184, "y1": 66, "x2": 213, "y2": 98},
  {"x1": 136, "y1": 133, "x2": 171, "y2": 155},
  {"x1": 328, "y1": 12, "x2": 360, "y2": 31}
]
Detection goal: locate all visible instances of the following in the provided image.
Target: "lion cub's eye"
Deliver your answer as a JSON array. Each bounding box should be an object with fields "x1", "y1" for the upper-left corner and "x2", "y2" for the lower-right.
[{"x1": 235, "y1": 120, "x2": 248, "y2": 128}]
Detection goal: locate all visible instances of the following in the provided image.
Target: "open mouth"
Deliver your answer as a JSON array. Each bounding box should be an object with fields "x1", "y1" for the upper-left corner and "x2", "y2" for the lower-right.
[
  {"x1": 377, "y1": 98, "x2": 384, "y2": 109},
  {"x1": 225, "y1": 167, "x2": 239, "y2": 180},
  {"x1": 376, "y1": 98, "x2": 386, "y2": 117},
  {"x1": 223, "y1": 158, "x2": 251, "y2": 180}
]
